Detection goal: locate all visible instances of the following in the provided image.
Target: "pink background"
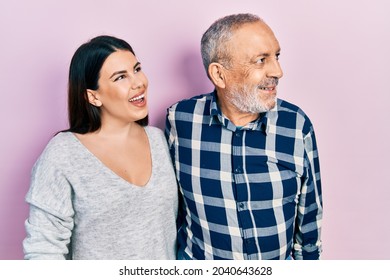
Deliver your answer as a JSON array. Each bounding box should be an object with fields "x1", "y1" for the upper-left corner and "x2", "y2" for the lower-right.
[{"x1": 0, "y1": 0, "x2": 389, "y2": 260}]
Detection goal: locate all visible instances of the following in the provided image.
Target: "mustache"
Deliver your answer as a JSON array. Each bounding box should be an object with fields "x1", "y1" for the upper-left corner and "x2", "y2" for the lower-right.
[{"x1": 258, "y1": 78, "x2": 279, "y2": 88}]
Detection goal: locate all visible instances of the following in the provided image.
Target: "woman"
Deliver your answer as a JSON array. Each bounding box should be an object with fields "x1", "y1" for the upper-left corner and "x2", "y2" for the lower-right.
[{"x1": 23, "y1": 35, "x2": 178, "y2": 259}]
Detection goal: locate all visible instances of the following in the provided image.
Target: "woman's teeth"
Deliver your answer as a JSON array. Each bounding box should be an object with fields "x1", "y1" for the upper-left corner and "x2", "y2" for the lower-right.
[{"x1": 129, "y1": 94, "x2": 145, "y2": 102}]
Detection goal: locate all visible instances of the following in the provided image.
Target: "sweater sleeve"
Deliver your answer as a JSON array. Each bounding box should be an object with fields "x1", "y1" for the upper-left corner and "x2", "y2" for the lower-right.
[{"x1": 23, "y1": 141, "x2": 75, "y2": 260}]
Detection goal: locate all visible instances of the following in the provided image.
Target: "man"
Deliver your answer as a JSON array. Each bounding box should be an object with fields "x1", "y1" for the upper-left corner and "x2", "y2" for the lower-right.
[{"x1": 165, "y1": 13, "x2": 322, "y2": 260}]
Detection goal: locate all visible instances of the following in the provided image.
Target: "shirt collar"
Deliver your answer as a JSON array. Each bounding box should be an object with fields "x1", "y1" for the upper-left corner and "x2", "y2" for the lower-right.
[{"x1": 209, "y1": 89, "x2": 268, "y2": 134}]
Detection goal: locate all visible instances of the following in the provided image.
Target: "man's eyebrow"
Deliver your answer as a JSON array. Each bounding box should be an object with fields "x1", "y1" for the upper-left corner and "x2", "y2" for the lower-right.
[
  {"x1": 251, "y1": 48, "x2": 281, "y2": 61},
  {"x1": 257, "y1": 48, "x2": 281, "y2": 57}
]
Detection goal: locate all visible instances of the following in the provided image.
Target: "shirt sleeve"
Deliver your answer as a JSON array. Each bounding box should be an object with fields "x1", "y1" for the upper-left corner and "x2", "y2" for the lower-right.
[
  {"x1": 165, "y1": 106, "x2": 186, "y2": 232},
  {"x1": 23, "y1": 147, "x2": 75, "y2": 260},
  {"x1": 165, "y1": 107, "x2": 177, "y2": 163},
  {"x1": 293, "y1": 126, "x2": 323, "y2": 260}
]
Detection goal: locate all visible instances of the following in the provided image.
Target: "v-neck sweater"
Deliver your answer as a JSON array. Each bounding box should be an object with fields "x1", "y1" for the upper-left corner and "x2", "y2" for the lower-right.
[{"x1": 23, "y1": 126, "x2": 178, "y2": 259}]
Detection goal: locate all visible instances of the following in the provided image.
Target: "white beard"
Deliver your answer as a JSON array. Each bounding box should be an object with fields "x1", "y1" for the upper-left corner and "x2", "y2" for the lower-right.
[{"x1": 225, "y1": 83, "x2": 275, "y2": 113}]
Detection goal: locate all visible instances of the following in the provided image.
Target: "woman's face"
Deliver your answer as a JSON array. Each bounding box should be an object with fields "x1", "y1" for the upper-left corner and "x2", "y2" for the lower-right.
[{"x1": 88, "y1": 49, "x2": 148, "y2": 125}]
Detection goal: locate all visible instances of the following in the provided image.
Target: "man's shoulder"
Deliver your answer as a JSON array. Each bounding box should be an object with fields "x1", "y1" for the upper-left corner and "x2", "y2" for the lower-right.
[
  {"x1": 274, "y1": 98, "x2": 315, "y2": 132},
  {"x1": 276, "y1": 98, "x2": 311, "y2": 120},
  {"x1": 167, "y1": 92, "x2": 213, "y2": 112},
  {"x1": 277, "y1": 98, "x2": 303, "y2": 114}
]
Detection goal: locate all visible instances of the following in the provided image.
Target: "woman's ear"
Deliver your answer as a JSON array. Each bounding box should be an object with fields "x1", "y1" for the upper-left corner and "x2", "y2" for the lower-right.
[
  {"x1": 86, "y1": 89, "x2": 102, "y2": 107},
  {"x1": 208, "y1": 62, "x2": 226, "y2": 89}
]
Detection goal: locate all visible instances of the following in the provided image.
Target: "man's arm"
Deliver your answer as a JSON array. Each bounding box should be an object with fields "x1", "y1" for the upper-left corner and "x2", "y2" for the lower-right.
[{"x1": 293, "y1": 126, "x2": 323, "y2": 260}]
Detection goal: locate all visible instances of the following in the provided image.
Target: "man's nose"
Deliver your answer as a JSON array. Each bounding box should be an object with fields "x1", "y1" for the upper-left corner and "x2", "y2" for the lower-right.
[{"x1": 267, "y1": 59, "x2": 283, "y2": 79}]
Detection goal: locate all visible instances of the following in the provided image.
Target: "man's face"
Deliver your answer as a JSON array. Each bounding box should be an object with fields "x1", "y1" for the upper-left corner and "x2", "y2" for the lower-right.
[{"x1": 222, "y1": 21, "x2": 283, "y2": 114}]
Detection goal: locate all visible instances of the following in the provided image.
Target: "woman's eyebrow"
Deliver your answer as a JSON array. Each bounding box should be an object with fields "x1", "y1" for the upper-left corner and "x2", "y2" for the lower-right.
[{"x1": 109, "y1": 70, "x2": 127, "y2": 79}]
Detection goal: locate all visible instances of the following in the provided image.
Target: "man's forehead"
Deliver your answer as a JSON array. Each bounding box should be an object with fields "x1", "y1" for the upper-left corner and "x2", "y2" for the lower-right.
[
  {"x1": 229, "y1": 22, "x2": 280, "y2": 54},
  {"x1": 232, "y1": 21, "x2": 276, "y2": 39}
]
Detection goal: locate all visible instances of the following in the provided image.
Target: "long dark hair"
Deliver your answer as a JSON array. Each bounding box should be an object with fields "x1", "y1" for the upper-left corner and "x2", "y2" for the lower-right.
[{"x1": 63, "y1": 35, "x2": 148, "y2": 134}]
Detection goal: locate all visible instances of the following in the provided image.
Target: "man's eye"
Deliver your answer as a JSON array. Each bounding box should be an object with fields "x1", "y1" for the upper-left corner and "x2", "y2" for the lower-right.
[
  {"x1": 257, "y1": 58, "x2": 265, "y2": 64},
  {"x1": 276, "y1": 53, "x2": 280, "y2": 60}
]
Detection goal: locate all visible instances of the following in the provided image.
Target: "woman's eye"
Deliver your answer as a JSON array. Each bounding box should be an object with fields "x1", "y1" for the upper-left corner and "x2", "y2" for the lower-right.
[
  {"x1": 134, "y1": 66, "x2": 142, "y2": 73},
  {"x1": 114, "y1": 75, "x2": 126, "y2": 81}
]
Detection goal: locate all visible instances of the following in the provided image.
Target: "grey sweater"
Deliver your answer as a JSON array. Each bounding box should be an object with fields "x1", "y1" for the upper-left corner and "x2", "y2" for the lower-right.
[{"x1": 23, "y1": 126, "x2": 178, "y2": 260}]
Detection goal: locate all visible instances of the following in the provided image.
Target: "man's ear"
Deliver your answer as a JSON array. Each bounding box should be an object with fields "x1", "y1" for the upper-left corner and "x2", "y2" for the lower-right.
[
  {"x1": 208, "y1": 62, "x2": 226, "y2": 89},
  {"x1": 86, "y1": 89, "x2": 102, "y2": 107}
]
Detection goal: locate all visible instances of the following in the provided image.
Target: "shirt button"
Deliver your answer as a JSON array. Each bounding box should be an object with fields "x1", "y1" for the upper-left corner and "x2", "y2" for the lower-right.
[
  {"x1": 238, "y1": 202, "x2": 245, "y2": 209},
  {"x1": 235, "y1": 167, "x2": 242, "y2": 173}
]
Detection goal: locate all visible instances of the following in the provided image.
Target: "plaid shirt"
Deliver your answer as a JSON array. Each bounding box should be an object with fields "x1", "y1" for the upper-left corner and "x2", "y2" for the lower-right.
[{"x1": 165, "y1": 91, "x2": 323, "y2": 260}]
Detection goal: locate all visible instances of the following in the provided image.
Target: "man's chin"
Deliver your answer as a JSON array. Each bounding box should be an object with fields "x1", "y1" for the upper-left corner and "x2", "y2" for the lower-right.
[
  {"x1": 268, "y1": 102, "x2": 277, "y2": 111},
  {"x1": 262, "y1": 98, "x2": 277, "y2": 112}
]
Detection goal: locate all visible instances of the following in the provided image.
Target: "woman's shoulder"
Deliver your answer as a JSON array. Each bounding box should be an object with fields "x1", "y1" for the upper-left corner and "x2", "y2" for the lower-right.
[
  {"x1": 144, "y1": 126, "x2": 169, "y2": 151},
  {"x1": 43, "y1": 131, "x2": 76, "y2": 151},
  {"x1": 35, "y1": 132, "x2": 78, "y2": 165},
  {"x1": 144, "y1": 125, "x2": 165, "y2": 139}
]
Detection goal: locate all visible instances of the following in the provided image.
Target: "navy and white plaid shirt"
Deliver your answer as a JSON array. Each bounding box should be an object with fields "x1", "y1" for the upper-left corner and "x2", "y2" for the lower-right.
[{"x1": 165, "y1": 90, "x2": 323, "y2": 260}]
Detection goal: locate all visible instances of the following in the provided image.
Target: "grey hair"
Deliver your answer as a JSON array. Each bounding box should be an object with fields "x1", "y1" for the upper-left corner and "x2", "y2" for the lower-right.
[{"x1": 200, "y1": 13, "x2": 263, "y2": 76}]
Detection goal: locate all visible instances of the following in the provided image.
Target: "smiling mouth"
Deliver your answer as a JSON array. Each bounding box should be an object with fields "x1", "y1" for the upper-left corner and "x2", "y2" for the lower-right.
[
  {"x1": 128, "y1": 94, "x2": 145, "y2": 102},
  {"x1": 259, "y1": 86, "x2": 276, "y2": 91}
]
